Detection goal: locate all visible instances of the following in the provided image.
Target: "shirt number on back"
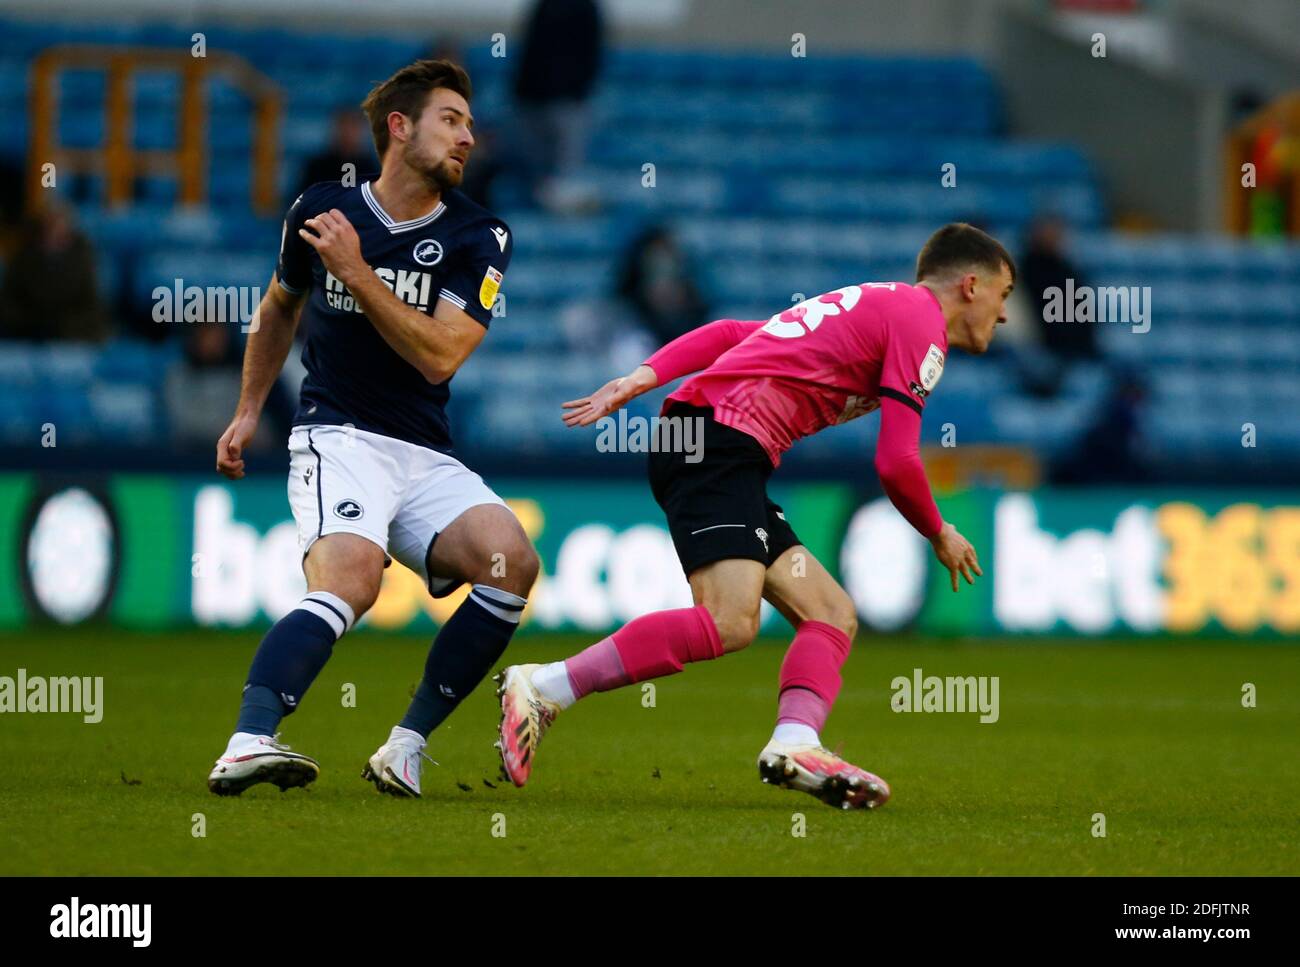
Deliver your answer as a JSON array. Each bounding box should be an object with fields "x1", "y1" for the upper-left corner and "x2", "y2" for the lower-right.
[{"x1": 762, "y1": 285, "x2": 864, "y2": 338}]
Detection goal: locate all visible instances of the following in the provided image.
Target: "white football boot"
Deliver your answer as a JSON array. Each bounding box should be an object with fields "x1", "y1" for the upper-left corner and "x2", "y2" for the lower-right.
[
  {"x1": 207, "y1": 732, "x2": 319, "y2": 796},
  {"x1": 757, "y1": 739, "x2": 891, "y2": 810},
  {"x1": 494, "y1": 664, "x2": 561, "y2": 787},
  {"x1": 362, "y1": 726, "x2": 436, "y2": 798}
]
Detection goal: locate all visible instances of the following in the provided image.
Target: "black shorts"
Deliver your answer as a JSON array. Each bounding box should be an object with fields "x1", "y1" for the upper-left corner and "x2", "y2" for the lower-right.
[{"x1": 648, "y1": 403, "x2": 802, "y2": 577}]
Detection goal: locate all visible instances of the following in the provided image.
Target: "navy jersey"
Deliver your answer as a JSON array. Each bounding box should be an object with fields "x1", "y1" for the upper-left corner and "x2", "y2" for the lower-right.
[{"x1": 276, "y1": 179, "x2": 513, "y2": 454}]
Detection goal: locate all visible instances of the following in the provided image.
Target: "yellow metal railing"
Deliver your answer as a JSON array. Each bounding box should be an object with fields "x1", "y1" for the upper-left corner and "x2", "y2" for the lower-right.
[{"x1": 28, "y1": 45, "x2": 281, "y2": 215}]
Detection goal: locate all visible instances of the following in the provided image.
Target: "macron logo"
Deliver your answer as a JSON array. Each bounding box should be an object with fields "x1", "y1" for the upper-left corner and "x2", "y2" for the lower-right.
[
  {"x1": 50, "y1": 897, "x2": 151, "y2": 947},
  {"x1": 490, "y1": 226, "x2": 508, "y2": 252}
]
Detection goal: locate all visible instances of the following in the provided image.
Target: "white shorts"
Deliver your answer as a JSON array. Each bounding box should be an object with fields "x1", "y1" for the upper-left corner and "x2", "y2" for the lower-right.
[{"x1": 287, "y1": 424, "x2": 507, "y2": 594}]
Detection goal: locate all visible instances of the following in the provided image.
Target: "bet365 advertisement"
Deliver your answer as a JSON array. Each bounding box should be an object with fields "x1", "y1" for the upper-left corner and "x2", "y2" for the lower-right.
[{"x1": 1, "y1": 473, "x2": 1297, "y2": 638}]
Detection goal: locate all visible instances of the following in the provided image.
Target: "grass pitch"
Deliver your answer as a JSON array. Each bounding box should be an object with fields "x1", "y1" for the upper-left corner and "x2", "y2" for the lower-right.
[{"x1": 1, "y1": 628, "x2": 1297, "y2": 875}]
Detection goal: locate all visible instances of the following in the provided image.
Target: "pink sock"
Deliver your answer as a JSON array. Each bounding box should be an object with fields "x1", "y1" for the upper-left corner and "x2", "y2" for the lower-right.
[
  {"x1": 565, "y1": 605, "x2": 723, "y2": 700},
  {"x1": 563, "y1": 638, "x2": 627, "y2": 698},
  {"x1": 776, "y1": 620, "x2": 852, "y2": 732},
  {"x1": 776, "y1": 687, "x2": 830, "y2": 732}
]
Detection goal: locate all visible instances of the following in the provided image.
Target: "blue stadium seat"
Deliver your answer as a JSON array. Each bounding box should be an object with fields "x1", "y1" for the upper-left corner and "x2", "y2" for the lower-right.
[{"x1": 2, "y1": 16, "x2": 1295, "y2": 468}]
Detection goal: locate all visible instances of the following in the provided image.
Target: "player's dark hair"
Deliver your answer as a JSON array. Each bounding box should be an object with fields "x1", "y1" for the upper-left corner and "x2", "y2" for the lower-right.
[
  {"x1": 361, "y1": 59, "x2": 473, "y2": 158},
  {"x1": 915, "y1": 223, "x2": 1016, "y2": 285}
]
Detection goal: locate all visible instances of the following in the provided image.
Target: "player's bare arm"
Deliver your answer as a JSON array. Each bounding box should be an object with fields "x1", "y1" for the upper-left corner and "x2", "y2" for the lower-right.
[
  {"x1": 300, "y1": 208, "x2": 485, "y2": 383},
  {"x1": 216, "y1": 274, "x2": 306, "y2": 480},
  {"x1": 562, "y1": 317, "x2": 764, "y2": 427},
  {"x1": 562, "y1": 364, "x2": 658, "y2": 427}
]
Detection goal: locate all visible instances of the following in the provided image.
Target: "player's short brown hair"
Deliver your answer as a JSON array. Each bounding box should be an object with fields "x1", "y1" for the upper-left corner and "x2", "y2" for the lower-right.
[
  {"x1": 361, "y1": 59, "x2": 473, "y2": 158},
  {"x1": 915, "y1": 223, "x2": 1016, "y2": 285}
]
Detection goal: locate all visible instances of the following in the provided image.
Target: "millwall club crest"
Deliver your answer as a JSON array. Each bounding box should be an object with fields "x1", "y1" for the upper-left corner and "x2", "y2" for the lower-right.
[
  {"x1": 333, "y1": 499, "x2": 364, "y2": 520},
  {"x1": 755, "y1": 527, "x2": 769, "y2": 554},
  {"x1": 413, "y1": 238, "x2": 444, "y2": 266}
]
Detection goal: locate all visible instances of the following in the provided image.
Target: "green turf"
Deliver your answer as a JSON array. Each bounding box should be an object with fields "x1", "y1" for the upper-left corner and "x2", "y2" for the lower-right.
[{"x1": 0, "y1": 628, "x2": 1296, "y2": 875}]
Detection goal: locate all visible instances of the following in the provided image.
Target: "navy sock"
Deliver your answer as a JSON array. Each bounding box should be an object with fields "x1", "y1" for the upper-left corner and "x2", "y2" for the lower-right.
[
  {"x1": 235, "y1": 592, "x2": 355, "y2": 736},
  {"x1": 400, "y1": 585, "x2": 526, "y2": 738},
  {"x1": 236, "y1": 685, "x2": 285, "y2": 737}
]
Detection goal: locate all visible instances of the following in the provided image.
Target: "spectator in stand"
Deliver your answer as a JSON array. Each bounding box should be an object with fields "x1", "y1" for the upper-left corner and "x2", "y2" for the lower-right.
[
  {"x1": 291, "y1": 108, "x2": 378, "y2": 200},
  {"x1": 616, "y1": 225, "x2": 710, "y2": 346},
  {"x1": 165, "y1": 323, "x2": 291, "y2": 447},
  {"x1": 459, "y1": 123, "x2": 507, "y2": 210},
  {"x1": 0, "y1": 201, "x2": 107, "y2": 342},
  {"x1": 1018, "y1": 215, "x2": 1097, "y2": 397},
  {"x1": 512, "y1": 0, "x2": 604, "y2": 212},
  {"x1": 1052, "y1": 367, "x2": 1148, "y2": 484}
]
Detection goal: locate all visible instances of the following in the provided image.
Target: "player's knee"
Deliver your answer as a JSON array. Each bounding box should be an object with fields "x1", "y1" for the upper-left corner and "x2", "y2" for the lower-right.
[
  {"x1": 330, "y1": 569, "x2": 383, "y2": 618},
  {"x1": 309, "y1": 575, "x2": 380, "y2": 620},
  {"x1": 352, "y1": 575, "x2": 383, "y2": 617},
  {"x1": 820, "y1": 591, "x2": 858, "y2": 642},
  {"x1": 306, "y1": 538, "x2": 385, "y2": 618},
  {"x1": 710, "y1": 605, "x2": 760, "y2": 653},
  {"x1": 510, "y1": 542, "x2": 541, "y2": 593},
  {"x1": 479, "y1": 537, "x2": 538, "y2": 596}
]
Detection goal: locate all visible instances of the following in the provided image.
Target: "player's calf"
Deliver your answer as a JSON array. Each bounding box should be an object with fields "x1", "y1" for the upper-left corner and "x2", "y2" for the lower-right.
[
  {"x1": 395, "y1": 581, "x2": 531, "y2": 761},
  {"x1": 690, "y1": 557, "x2": 765, "y2": 653},
  {"x1": 707, "y1": 605, "x2": 761, "y2": 653},
  {"x1": 208, "y1": 537, "x2": 379, "y2": 796},
  {"x1": 496, "y1": 603, "x2": 727, "y2": 785},
  {"x1": 375, "y1": 505, "x2": 539, "y2": 794},
  {"x1": 206, "y1": 588, "x2": 358, "y2": 794}
]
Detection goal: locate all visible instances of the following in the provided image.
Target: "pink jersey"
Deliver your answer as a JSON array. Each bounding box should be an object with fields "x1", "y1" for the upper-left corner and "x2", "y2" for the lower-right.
[{"x1": 662, "y1": 283, "x2": 947, "y2": 466}]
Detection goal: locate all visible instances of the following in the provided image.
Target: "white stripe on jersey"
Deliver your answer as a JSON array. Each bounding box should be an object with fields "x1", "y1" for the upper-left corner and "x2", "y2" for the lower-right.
[
  {"x1": 361, "y1": 181, "x2": 446, "y2": 234},
  {"x1": 438, "y1": 288, "x2": 467, "y2": 309}
]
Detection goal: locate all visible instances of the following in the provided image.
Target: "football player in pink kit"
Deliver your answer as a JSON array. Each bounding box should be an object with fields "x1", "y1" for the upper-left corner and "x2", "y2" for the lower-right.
[{"x1": 496, "y1": 223, "x2": 1014, "y2": 810}]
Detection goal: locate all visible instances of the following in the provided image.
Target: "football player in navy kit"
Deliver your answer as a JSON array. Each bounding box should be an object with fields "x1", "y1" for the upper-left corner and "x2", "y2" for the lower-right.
[{"x1": 207, "y1": 60, "x2": 539, "y2": 798}]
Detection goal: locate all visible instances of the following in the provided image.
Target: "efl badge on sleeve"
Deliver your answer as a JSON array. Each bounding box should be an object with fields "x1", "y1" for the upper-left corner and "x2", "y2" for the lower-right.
[
  {"x1": 919, "y1": 343, "x2": 946, "y2": 392},
  {"x1": 479, "y1": 266, "x2": 503, "y2": 310}
]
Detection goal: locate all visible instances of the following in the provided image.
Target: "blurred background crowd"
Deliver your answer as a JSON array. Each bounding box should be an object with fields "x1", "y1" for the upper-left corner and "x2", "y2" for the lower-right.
[{"x1": 1, "y1": 0, "x2": 1298, "y2": 487}]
